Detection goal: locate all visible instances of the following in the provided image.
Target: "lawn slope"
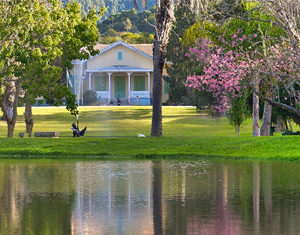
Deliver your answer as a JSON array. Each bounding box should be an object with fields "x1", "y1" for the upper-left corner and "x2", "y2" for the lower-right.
[{"x1": 0, "y1": 106, "x2": 299, "y2": 160}]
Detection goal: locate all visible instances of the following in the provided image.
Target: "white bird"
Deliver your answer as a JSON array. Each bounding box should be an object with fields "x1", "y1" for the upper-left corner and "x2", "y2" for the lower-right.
[{"x1": 138, "y1": 133, "x2": 145, "y2": 137}]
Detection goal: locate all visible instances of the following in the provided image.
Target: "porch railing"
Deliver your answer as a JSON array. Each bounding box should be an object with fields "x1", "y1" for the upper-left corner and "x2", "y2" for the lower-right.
[
  {"x1": 96, "y1": 91, "x2": 109, "y2": 98},
  {"x1": 129, "y1": 91, "x2": 149, "y2": 98}
]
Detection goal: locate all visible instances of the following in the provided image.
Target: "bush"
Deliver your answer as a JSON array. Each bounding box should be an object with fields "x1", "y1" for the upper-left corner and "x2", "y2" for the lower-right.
[{"x1": 83, "y1": 90, "x2": 97, "y2": 105}]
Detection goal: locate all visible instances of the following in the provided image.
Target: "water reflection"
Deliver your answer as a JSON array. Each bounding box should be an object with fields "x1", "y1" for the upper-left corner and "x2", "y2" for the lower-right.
[
  {"x1": 1, "y1": 159, "x2": 300, "y2": 234},
  {"x1": 73, "y1": 161, "x2": 153, "y2": 234}
]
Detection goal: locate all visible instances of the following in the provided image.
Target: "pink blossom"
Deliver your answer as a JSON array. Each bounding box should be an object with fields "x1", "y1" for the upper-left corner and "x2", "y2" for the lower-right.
[{"x1": 186, "y1": 34, "x2": 298, "y2": 113}]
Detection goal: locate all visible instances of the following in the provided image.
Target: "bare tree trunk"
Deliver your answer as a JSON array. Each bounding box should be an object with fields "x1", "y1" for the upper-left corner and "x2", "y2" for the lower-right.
[
  {"x1": 25, "y1": 101, "x2": 34, "y2": 137},
  {"x1": 260, "y1": 93, "x2": 272, "y2": 136},
  {"x1": 253, "y1": 89, "x2": 260, "y2": 137},
  {"x1": 235, "y1": 124, "x2": 240, "y2": 137},
  {"x1": 0, "y1": 82, "x2": 20, "y2": 138},
  {"x1": 287, "y1": 117, "x2": 294, "y2": 133},
  {"x1": 7, "y1": 122, "x2": 15, "y2": 138},
  {"x1": 151, "y1": 0, "x2": 174, "y2": 137},
  {"x1": 1, "y1": 85, "x2": 15, "y2": 121}
]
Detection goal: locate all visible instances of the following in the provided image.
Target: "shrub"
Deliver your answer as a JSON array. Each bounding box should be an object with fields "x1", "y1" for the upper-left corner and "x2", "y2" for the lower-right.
[{"x1": 83, "y1": 90, "x2": 97, "y2": 105}]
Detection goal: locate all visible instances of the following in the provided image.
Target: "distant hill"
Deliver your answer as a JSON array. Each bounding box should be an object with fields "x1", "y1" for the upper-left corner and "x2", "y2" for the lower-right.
[
  {"x1": 61, "y1": 0, "x2": 156, "y2": 20},
  {"x1": 98, "y1": 7, "x2": 156, "y2": 34},
  {"x1": 97, "y1": 7, "x2": 156, "y2": 44}
]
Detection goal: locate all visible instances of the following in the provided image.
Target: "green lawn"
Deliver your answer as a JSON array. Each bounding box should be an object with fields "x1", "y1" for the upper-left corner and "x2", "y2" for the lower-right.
[
  {"x1": 0, "y1": 106, "x2": 299, "y2": 160},
  {"x1": 0, "y1": 106, "x2": 255, "y2": 138}
]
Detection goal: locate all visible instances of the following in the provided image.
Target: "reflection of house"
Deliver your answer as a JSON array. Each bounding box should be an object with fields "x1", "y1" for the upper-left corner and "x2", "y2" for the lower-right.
[
  {"x1": 71, "y1": 39, "x2": 170, "y2": 105},
  {"x1": 71, "y1": 161, "x2": 154, "y2": 235}
]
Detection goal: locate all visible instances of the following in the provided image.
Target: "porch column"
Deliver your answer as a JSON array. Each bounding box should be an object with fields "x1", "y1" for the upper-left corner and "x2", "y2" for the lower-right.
[
  {"x1": 107, "y1": 72, "x2": 112, "y2": 100},
  {"x1": 127, "y1": 72, "x2": 132, "y2": 97},
  {"x1": 147, "y1": 72, "x2": 150, "y2": 98},
  {"x1": 88, "y1": 72, "x2": 92, "y2": 90}
]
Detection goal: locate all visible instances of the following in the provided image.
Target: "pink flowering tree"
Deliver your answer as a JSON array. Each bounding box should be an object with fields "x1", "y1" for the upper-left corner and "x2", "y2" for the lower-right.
[
  {"x1": 186, "y1": 31, "x2": 263, "y2": 136},
  {"x1": 185, "y1": 38, "x2": 250, "y2": 113},
  {"x1": 187, "y1": 12, "x2": 300, "y2": 131},
  {"x1": 185, "y1": 0, "x2": 300, "y2": 136}
]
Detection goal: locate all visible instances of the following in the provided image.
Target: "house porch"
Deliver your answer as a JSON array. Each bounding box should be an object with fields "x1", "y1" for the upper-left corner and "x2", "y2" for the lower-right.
[{"x1": 85, "y1": 65, "x2": 153, "y2": 105}]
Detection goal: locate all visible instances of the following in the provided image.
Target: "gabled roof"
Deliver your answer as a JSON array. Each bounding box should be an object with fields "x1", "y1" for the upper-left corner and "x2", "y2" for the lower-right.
[{"x1": 91, "y1": 39, "x2": 153, "y2": 61}]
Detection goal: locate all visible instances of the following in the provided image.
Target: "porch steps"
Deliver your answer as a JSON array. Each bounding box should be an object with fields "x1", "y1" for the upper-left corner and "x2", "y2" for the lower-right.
[{"x1": 106, "y1": 98, "x2": 130, "y2": 106}]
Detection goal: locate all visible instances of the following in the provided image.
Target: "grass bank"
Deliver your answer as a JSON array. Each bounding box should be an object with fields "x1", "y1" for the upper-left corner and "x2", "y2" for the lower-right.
[
  {"x1": 0, "y1": 106, "x2": 299, "y2": 160},
  {"x1": 0, "y1": 136, "x2": 299, "y2": 161}
]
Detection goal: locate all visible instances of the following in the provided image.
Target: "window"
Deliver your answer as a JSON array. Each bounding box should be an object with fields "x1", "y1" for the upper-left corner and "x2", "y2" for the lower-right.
[
  {"x1": 95, "y1": 75, "x2": 107, "y2": 91},
  {"x1": 117, "y1": 50, "x2": 123, "y2": 61},
  {"x1": 134, "y1": 76, "x2": 146, "y2": 91},
  {"x1": 163, "y1": 80, "x2": 170, "y2": 95}
]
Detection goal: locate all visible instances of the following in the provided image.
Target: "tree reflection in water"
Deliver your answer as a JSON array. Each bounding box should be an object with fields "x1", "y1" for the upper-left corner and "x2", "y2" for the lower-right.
[{"x1": 0, "y1": 159, "x2": 300, "y2": 234}]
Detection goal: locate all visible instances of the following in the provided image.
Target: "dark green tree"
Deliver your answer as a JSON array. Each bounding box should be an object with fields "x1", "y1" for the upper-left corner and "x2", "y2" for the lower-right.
[{"x1": 164, "y1": 1, "x2": 197, "y2": 105}]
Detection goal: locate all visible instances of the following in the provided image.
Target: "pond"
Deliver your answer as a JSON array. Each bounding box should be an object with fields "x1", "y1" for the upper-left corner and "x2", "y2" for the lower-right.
[{"x1": 0, "y1": 159, "x2": 300, "y2": 234}]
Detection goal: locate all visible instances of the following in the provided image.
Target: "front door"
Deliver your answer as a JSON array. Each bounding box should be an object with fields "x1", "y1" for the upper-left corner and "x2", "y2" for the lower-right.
[{"x1": 114, "y1": 76, "x2": 126, "y2": 98}]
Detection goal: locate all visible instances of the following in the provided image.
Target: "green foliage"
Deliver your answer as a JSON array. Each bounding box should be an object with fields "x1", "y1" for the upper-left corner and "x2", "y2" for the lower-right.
[
  {"x1": 226, "y1": 90, "x2": 251, "y2": 136},
  {"x1": 61, "y1": 4, "x2": 102, "y2": 68},
  {"x1": 65, "y1": 92, "x2": 79, "y2": 116},
  {"x1": 83, "y1": 90, "x2": 98, "y2": 105},
  {"x1": 0, "y1": 0, "x2": 102, "y2": 137},
  {"x1": 18, "y1": 0, "x2": 101, "y2": 109},
  {"x1": 183, "y1": 20, "x2": 221, "y2": 47},
  {"x1": 164, "y1": 1, "x2": 197, "y2": 105},
  {"x1": 121, "y1": 32, "x2": 154, "y2": 44}
]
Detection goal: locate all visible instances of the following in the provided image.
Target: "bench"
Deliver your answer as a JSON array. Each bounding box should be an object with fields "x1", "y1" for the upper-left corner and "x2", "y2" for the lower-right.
[
  {"x1": 19, "y1": 132, "x2": 26, "y2": 138},
  {"x1": 34, "y1": 132, "x2": 60, "y2": 138}
]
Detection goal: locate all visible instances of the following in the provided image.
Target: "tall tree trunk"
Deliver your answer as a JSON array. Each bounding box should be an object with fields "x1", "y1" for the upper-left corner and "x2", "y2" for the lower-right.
[
  {"x1": 151, "y1": 0, "x2": 174, "y2": 137},
  {"x1": 25, "y1": 101, "x2": 34, "y2": 137},
  {"x1": 253, "y1": 88, "x2": 260, "y2": 137},
  {"x1": 260, "y1": 92, "x2": 272, "y2": 136},
  {"x1": 151, "y1": 40, "x2": 164, "y2": 137}
]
